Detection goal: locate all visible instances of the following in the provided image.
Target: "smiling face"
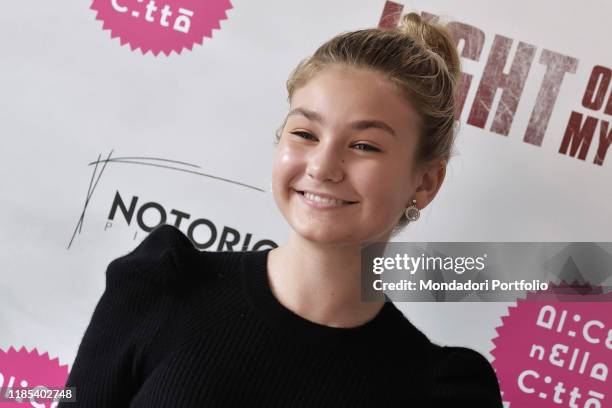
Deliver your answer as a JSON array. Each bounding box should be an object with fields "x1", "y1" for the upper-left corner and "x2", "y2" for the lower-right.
[{"x1": 272, "y1": 64, "x2": 425, "y2": 247}]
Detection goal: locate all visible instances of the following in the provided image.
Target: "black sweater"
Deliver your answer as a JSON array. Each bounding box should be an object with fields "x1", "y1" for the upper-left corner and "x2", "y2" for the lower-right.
[{"x1": 60, "y1": 224, "x2": 503, "y2": 407}]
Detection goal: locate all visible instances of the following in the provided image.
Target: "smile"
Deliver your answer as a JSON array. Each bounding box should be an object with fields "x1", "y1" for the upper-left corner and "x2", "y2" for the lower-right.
[{"x1": 293, "y1": 189, "x2": 358, "y2": 209}]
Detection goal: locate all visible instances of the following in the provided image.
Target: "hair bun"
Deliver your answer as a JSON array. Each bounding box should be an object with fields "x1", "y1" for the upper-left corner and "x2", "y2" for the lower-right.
[{"x1": 398, "y1": 12, "x2": 460, "y2": 83}]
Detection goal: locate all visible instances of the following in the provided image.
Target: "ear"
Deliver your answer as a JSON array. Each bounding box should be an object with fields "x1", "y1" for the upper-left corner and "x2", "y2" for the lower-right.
[{"x1": 412, "y1": 160, "x2": 447, "y2": 210}]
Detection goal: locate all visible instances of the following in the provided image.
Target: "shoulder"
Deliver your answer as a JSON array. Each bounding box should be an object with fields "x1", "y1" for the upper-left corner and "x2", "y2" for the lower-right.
[
  {"x1": 423, "y1": 344, "x2": 503, "y2": 406},
  {"x1": 367, "y1": 309, "x2": 502, "y2": 406},
  {"x1": 428, "y1": 345, "x2": 498, "y2": 380},
  {"x1": 106, "y1": 224, "x2": 231, "y2": 290}
]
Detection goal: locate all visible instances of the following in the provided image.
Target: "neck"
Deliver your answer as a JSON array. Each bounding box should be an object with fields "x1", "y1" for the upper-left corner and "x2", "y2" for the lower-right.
[{"x1": 266, "y1": 232, "x2": 389, "y2": 328}]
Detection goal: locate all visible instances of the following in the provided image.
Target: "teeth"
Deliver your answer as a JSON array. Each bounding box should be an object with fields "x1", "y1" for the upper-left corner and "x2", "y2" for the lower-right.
[{"x1": 304, "y1": 192, "x2": 348, "y2": 205}]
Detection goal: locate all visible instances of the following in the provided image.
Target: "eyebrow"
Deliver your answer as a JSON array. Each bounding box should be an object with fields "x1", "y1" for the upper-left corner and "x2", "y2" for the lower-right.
[{"x1": 286, "y1": 107, "x2": 397, "y2": 138}]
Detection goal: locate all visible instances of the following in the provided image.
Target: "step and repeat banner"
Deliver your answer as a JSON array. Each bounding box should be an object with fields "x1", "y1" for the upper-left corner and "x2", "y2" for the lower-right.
[{"x1": 1, "y1": 0, "x2": 610, "y2": 406}]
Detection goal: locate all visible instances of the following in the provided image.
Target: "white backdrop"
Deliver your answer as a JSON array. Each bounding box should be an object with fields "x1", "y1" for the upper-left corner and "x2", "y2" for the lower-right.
[{"x1": 1, "y1": 0, "x2": 611, "y2": 405}]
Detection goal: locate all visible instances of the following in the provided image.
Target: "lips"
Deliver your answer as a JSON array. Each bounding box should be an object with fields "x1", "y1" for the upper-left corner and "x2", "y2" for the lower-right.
[{"x1": 293, "y1": 188, "x2": 358, "y2": 205}]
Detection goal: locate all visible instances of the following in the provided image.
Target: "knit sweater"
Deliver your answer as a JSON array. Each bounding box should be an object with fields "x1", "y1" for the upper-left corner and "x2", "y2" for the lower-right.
[{"x1": 60, "y1": 224, "x2": 503, "y2": 407}]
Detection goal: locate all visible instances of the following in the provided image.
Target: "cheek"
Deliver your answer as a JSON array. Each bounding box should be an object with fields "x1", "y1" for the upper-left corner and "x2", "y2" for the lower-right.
[
  {"x1": 355, "y1": 162, "x2": 397, "y2": 196},
  {"x1": 272, "y1": 144, "x2": 304, "y2": 191},
  {"x1": 355, "y1": 162, "x2": 412, "y2": 209}
]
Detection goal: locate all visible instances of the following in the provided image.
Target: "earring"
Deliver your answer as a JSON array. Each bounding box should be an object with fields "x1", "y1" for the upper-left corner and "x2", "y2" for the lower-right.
[
  {"x1": 268, "y1": 181, "x2": 273, "y2": 194},
  {"x1": 404, "y1": 199, "x2": 420, "y2": 222}
]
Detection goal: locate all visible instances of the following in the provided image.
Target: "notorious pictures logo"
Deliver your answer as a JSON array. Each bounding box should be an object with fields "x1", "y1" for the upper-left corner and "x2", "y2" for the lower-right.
[
  {"x1": 67, "y1": 150, "x2": 277, "y2": 251},
  {"x1": 103, "y1": 190, "x2": 277, "y2": 251},
  {"x1": 90, "y1": 0, "x2": 233, "y2": 56}
]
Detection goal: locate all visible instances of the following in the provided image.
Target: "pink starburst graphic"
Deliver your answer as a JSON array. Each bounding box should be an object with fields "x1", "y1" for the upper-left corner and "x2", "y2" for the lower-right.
[
  {"x1": 90, "y1": 0, "x2": 233, "y2": 56},
  {"x1": 0, "y1": 346, "x2": 69, "y2": 407},
  {"x1": 491, "y1": 283, "x2": 611, "y2": 407}
]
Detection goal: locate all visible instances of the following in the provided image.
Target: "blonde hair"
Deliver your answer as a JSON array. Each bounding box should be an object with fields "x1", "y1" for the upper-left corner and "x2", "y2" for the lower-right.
[{"x1": 276, "y1": 12, "x2": 461, "y2": 234}]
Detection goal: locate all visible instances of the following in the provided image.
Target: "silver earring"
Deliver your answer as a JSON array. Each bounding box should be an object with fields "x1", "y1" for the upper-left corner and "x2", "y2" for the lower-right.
[
  {"x1": 404, "y1": 199, "x2": 420, "y2": 222},
  {"x1": 268, "y1": 181, "x2": 274, "y2": 194}
]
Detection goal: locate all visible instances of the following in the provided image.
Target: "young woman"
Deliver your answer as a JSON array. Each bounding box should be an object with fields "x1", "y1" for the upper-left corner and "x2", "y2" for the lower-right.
[{"x1": 61, "y1": 13, "x2": 503, "y2": 407}]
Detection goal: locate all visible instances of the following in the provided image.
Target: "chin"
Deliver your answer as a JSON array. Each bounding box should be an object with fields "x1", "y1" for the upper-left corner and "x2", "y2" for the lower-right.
[
  {"x1": 290, "y1": 219, "x2": 396, "y2": 248},
  {"x1": 290, "y1": 223, "x2": 362, "y2": 247}
]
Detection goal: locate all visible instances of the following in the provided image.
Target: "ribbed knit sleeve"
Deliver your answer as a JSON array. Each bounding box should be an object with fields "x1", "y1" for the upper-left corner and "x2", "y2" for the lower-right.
[
  {"x1": 59, "y1": 227, "x2": 183, "y2": 407},
  {"x1": 425, "y1": 346, "x2": 503, "y2": 406}
]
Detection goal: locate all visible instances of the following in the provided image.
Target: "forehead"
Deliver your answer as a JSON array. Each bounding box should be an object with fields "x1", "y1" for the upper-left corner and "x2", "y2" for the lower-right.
[{"x1": 289, "y1": 65, "x2": 420, "y2": 133}]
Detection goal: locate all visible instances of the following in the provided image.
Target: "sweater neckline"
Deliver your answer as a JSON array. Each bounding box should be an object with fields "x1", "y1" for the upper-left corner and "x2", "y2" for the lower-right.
[{"x1": 240, "y1": 248, "x2": 403, "y2": 349}]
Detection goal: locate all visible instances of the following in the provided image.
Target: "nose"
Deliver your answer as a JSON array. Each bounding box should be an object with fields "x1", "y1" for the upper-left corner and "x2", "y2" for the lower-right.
[{"x1": 306, "y1": 143, "x2": 345, "y2": 182}]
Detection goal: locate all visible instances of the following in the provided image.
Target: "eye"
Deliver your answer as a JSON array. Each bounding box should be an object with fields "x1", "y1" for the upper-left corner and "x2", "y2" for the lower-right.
[
  {"x1": 290, "y1": 132, "x2": 380, "y2": 152},
  {"x1": 290, "y1": 131, "x2": 316, "y2": 140},
  {"x1": 352, "y1": 143, "x2": 381, "y2": 152}
]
